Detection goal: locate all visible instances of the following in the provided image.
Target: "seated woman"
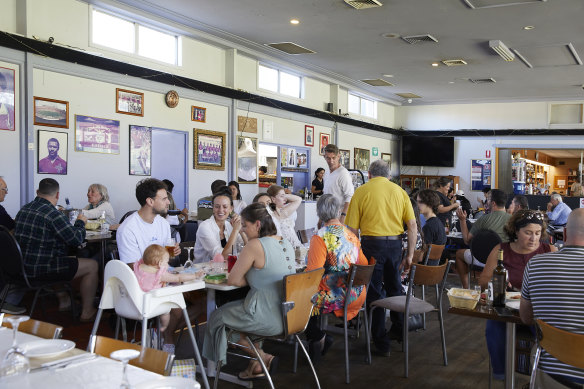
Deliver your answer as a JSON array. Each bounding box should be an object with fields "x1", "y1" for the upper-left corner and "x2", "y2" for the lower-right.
[
  {"x1": 202, "y1": 203, "x2": 295, "y2": 379},
  {"x1": 228, "y1": 181, "x2": 247, "y2": 214},
  {"x1": 252, "y1": 192, "x2": 271, "y2": 207},
  {"x1": 305, "y1": 194, "x2": 368, "y2": 361},
  {"x1": 266, "y1": 185, "x2": 302, "y2": 250},
  {"x1": 194, "y1": 189, "x2": 247, "y2": 262},
  {"x1": 81, "y1": 183, "x2": 115, "y2": 225},
  {"x1": 416, "y1": 189, "x2": 446, "y2": 264},
  {"x1": 311, "y1": 168, "x2": 325, "y2": 199},
  {"x1": 162, "y1": 179, "x2": 189, "y2": 226},
  {"x1": 479, "y1": 210, "x2": 557, "y2": 380}
]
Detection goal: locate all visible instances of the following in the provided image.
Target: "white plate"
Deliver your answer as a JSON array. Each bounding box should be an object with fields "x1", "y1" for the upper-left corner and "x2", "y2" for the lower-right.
[
  {"x1": 21, "y1": 339, "x2": 75, "y2": 358},
  {"x1": 505, "y1": 299, "x2": 520, "y2": 311},
  {"x1": 135, "y1": 377, "x2": 200, "y2": 389}
]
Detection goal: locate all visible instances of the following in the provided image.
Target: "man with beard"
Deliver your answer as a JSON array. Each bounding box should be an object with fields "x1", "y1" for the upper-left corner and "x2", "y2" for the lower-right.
[
  {"x1": 322, "y1": 144, "x2": 354, "y2": 224},
  {"x1": 38, "y1": 138, "x2": 67, "y2": 174},
  {"x1": 117, "y1": 178, "x2": 181, "y2": 265}
]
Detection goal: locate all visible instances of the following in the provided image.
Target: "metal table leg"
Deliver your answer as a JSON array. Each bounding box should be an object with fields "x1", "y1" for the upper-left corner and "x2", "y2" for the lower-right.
[{"x1": 505, "y1": 322, "x2": 516, "y2": 389}]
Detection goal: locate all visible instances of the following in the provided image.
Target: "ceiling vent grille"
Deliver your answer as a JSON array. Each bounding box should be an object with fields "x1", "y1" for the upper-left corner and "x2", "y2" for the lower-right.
[
  {"x1": 344, "y1": 0, "x2": 383, "y2": 9},
  {"x1": 463, "y1": 0, "x2": 547, "y2": 9},
  {"x1": 441, "y1": 59, "x2": 468, "y2": 66},
  {"x1": 360, "y1": 79, "x2": 394, "y2": 87},
  {"x1": 401, "y1": 34, "x2": 438, "y2": 44},
  {"x1": 266, "y1": 42, "x2": 316, "y2": 55},
  {"x1": 469, "y1": 78, "x2": 497, "y2": 84},
  {"x1": 395, "y1": 93, "x2": 422, "y2": 99}
]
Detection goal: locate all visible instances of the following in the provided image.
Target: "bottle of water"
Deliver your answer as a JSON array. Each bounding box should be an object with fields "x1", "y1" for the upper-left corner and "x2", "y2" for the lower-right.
[
  {"x1": 99, "y1": 211, "x2": 109, "y2": 233},
  {"x1": 65, "y1": 197, "x2": 72, "y2": 210}
]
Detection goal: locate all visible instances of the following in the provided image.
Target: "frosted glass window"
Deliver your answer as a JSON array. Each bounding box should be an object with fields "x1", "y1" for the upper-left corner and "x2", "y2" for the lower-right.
[
  {"x1": 259, "y1": 65, "x2": 278, "y2": 92},
  {"x1": 92, "y1": 10, "x2": 134, "y2": 53},
  {"x1": 348, "y1": 94, "x2": 360, "y2": 114},
  {"x1": 348, "y1": 93, "x2": 377, "y2": 119},
  {"x1": 138, "y1": 25, "x2": 177, "y2": 64},
  {"x1": 280, "y1": 72, "x2": 300, "y2": 98}
]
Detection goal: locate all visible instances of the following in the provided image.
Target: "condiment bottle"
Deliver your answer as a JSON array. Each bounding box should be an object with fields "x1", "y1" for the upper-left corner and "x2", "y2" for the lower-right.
[{"x1": 492, "y1": 249, "x2": 507, "y2": 307}]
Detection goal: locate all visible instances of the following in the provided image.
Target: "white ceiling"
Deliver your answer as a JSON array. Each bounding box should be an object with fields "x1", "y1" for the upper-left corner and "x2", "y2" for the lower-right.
[{"x1": 90, "y1": 0, "x2": 584, "y2": 106}]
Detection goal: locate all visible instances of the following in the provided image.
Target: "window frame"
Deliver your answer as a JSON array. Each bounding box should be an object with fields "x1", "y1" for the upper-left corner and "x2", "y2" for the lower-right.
[
  {"x1": 347, "y1": 92, "x2": 378, "y2": 119},
  {"x1": 257, "y1": 63, "x2": 304, "y2": 99}
]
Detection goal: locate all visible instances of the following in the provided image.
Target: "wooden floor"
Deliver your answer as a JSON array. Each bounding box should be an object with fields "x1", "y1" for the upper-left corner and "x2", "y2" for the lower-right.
[{"x1": 25, "y1": 273, "x2": 530, "y2": 389}]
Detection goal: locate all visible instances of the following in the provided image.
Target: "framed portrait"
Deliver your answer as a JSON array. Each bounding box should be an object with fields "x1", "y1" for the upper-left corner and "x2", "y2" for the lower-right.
[
  {"x1": 191, "y1": 106, "x2": 206, "y2": 123},
  {"x1": 237, "y1": 136, "x2": 258, "y2": 183},
  {"x1": 305, "y1": 125, "x2": 314, "y2": 146},
  {"x1": 296, "y1": 151, "x2": 308, "y2": 169},
  {"x1": 34, "y1": 97, "x2": 69, "y2": 128},
  {"x1": 339, "y1": 149, "x2": 350, "y2": 169},
  {"x1": 319, "y1": 133, "x2": 330, "y2": 155},
  {"x1": 75, "y1": 115, "x2": 120, "y2": 154},
  {"x1": 354, "y1": 148, "x2": 370, "y2": 171},
  {"x1": 129, "y1": 125, "x2": 152, "y2": 176},
  {"x1": 194, "y1": 129, "x2": 225, "y2": 170},
  {"x1": 281, "y1": 147, "x2": 288, "y2": 168},
  {"x1": 0, "y1": 67, "x2": 15, "y2": 131},
  {"x1": 381, "y1": 153, "x2": 392, "y2": 170},
  {"x1": 38, "y1": 129, "x2": 68, "y2": 175},
  {"x1": 116, "y1": 88, "x2": 144, "y2": 116}
]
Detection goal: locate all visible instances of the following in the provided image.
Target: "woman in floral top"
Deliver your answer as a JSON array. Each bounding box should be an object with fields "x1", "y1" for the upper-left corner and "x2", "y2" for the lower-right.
[{"x1": 305, "y1": 194, "x2": 368, "y2": 362}]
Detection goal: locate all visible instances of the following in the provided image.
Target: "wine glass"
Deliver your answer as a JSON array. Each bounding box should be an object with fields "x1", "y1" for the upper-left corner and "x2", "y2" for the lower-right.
[
  {"x1": 184, "y1": 246, "x2": 194, "y2": 269},
  {"x1": 0, "y1": 315, "x2": 31, "y2": 377},
  {"x1": 110, "y1": 349, "x2": 141, "y2": 389}
]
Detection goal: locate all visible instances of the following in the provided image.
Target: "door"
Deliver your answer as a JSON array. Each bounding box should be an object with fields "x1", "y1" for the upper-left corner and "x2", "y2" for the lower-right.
[{"x1": 151, "y1": 128, "x2": 188, "y2": 209}]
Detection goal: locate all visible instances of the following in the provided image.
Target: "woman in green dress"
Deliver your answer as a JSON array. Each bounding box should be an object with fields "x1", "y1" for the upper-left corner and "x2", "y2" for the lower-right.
[{"x1": 202, "y1": 203, "x2": 295, "y2": 379}]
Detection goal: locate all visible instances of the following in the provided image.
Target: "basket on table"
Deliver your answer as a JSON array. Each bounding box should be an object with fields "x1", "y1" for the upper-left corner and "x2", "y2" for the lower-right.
[{"x1": 447, "y1": 288, "x2": 480, "y2": 310}]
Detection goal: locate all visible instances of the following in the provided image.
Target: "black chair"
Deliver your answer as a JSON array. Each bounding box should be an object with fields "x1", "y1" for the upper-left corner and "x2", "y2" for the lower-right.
[
  {"x1": 468, "y1": 229, "x2": 502, "y2": 288},
  {"x1": 0, "y1": 226, "x2": 77, "y2": 320},
  {"x1": 177, "y1": 220, "x2": 198, "y2": 242},
  {"x1": 119, "y1": 210, "x2": 137, "y2": 224}
]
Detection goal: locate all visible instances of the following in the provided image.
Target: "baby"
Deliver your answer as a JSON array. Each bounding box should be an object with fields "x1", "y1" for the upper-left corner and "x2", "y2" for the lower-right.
[{"x1": 134, "y1": 244, "x2": 202, "y2": 334}]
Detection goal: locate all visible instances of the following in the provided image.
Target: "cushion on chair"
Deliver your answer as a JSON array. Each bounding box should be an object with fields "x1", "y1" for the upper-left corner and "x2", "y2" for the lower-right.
[{"x1": 370, "y1": 296, "x2": 435, "y2": 315}]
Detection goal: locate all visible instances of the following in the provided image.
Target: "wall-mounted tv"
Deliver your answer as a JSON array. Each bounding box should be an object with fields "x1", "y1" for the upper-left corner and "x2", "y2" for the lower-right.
[{"x1": 401, "y1": 136, "x2": 455, "y2": 167}]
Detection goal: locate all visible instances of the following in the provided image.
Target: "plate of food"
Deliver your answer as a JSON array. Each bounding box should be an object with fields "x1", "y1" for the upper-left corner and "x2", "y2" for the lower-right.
[
  {"x1": 506, "y1": 291, "x2": 521, "y2": 301},
  {"x1": 505, "y1": 299, "x2": 520, "y2": 311},
  {"x1": 204, "y1": 273, "x2": 227, "y2": 284},
  {"x1": 85, "y1": 220, "x2": 101, "y2": 231},
  {"x1": 21, "y1": 339, "x2": 75, "y2": 358}
]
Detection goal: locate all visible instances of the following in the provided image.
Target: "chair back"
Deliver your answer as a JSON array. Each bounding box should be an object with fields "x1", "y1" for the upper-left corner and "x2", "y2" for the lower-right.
[
  {"x1": 412, "y1": 249, "x2": 425, "y2": 264},
  {"x1": 0, "y1": 225, "x2": 27, "y2": 283},
  {"x1": 89, "y1": 335, "x2": 175, "y2": 376},
  {"x1": 3, "y1": 314, "x2": 63, "y2": 339},
  {"x1": 282, "y1": 268, "x2": 325, "y2": 336},
  {"x1": 470, "y1": 229, "x2": 501, "y2": 264},
  {"x1": 348, "y1": 258, "x2": 376, "y2": 288},
  {"x1": 119, "y1": 210, "x2": 137, "y2": 224},
  {"x1": 411, "y1": 262, "x2": 450, "y2": 288},
  {"x1": 536, "y1": 319, "x2": 584, "y2": 369},
  {"x1": 423, "y1": 244, "x2": 445, "y2": 265}
]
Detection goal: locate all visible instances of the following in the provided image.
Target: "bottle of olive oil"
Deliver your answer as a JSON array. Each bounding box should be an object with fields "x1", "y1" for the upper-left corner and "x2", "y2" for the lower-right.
[{"x1": 492, "y1": 249, "x2": 507, "y2": 307}]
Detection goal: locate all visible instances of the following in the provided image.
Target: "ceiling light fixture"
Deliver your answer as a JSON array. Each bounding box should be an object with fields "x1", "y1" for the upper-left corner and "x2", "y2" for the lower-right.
[
  {"x1": 489, "y1": 40, "x2": 515, "y2": 61},
  {"x1": 290, "y1": 19, "x2": 300, "y2": 25},
  {"x1": 523, "y1": 25, "x2": 535, "y2": 30},
  {"x1": 383, "y1": 74, "x2": 394, "y2": 78},
  {"x1": 431, "y1": 62, "x2": 439, "y2": 67}
]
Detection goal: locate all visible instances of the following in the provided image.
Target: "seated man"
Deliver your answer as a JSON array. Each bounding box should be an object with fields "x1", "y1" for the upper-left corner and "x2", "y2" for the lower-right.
[
  {"x1": 520, "y1": 208, "x2": 584, "y2": 388},
  {"x1": 546, "y1": 193, "x2": 571, "y2": 226},
  {"x1": 14, "y1": 178, "x2": 98, "y2": 321},
  {"x1": 455, "y1": 189, "x2": 511, "y2": 289},
  {"x1": 197, "y1": 179, "x2": 226, "y2": 221},
  {"x1": 507, "y1": 194, "x2": 529, "y2": 214}
]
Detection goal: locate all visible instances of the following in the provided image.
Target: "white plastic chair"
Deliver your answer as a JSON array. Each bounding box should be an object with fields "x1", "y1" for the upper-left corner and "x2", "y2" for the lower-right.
[{"x1": 89, "y1": 260, "x2": 209, "y2": 389}]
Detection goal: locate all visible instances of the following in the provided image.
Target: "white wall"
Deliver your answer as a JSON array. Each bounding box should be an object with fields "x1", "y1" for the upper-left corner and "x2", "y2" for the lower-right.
[
  {"x1": 0, "y1": 60, "x2": 20, "y2": 217},
  {"x1": 0, "y1": 0, "x2": 17, "y2": 33}
]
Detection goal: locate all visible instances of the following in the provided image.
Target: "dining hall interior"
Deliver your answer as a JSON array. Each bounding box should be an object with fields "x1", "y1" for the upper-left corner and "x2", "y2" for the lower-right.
[{"x1": 1, "y1": 0, "x2": 584, "y2": 388}]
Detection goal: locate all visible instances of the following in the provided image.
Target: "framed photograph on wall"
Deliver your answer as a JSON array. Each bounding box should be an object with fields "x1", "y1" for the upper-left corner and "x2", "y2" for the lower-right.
[
  {"x1": 129, "y1": 125, "x2": 152, "y2": 176},
  {"x1": 34, "y1": 97, "x2": 69, "y2": 128},
  {"x1": 0, "y1": 67, "x2": 15, "y2": 131},
  {"x1": 319, "y1": 133, "x2": 330, "y2": 155},
  {"x1": 116, "y1": 88, "x2": 144, "y2": 116},
  {"x1": 194, "y1": 129, "x2": 225, "y2": 170},
  {"x1": 339, "y1": 149, "x2": 350, "y2": 169},
  {"x1": 296, "y1": 151, "x2": 308, "y2": 169},
  {"x1": 38, "y1": 129, "x2": 68, "y2": 175},
  {"x1": 471, "y1": 159, "x2": 492, "y2": 191},
  {"x1": 191, "y1": 106, "x2": 206, "y2": 123},
  {"x1": 75, "y1": 115, "x2": 120, "y2": 154},
  {"x1": 305, "y1": 125, "x2": 314, "y2": 146},
  {"x1": 281, "y1": 147, "x2": 288, "y2": 168},
  {"x1": 381, "y1": 153, "x2": 392, "y2": 170},
  {"x1": 354, "y1": 148, "x2": 370, "y2": 171},
  {"x1": 237, "y1": 136, "x2": 258, "y2": 183}
]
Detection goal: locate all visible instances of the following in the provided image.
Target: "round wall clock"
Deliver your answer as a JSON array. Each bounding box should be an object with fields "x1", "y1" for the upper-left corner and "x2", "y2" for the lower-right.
[{"x1": 165, "y1": 90, "x2": 179, "y2": 108}]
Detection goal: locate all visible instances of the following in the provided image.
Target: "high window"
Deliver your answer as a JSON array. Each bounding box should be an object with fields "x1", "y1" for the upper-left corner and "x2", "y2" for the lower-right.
[
  {"x1": 348, "y1": 93, "x2": 377, "y2": 119},
  {"x1": 258, "y1": 64, "x2": 302, "y2": 98}
]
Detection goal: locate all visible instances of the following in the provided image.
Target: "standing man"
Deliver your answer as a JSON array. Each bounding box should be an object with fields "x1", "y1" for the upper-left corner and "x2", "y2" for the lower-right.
[
  {"x1": 0, "y1": 176, "x2": 14, "y2": 230},
  {"x1": 546, "y1": 193, "x2": 572, "y2": 226},
  {"x1": 322, "y1": 144, "x2": 354, "y2": 224},
  {"x1": 520, "y1": 208, "x2": 584, "y2": 388},
  {"x1": 38, "y1": 138, "x2": 67, "y2": 174},
  {"x1": 435, "y1": 177, "x2": 459, "y2": 227},
  {"x1": 345, "y1": 160, "x2": 417, "y2": 356}
]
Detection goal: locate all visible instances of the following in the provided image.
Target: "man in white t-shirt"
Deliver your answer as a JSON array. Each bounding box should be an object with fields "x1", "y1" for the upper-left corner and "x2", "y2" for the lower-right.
[
  {"x1": 322, "y1": 144, "x2": 354, "y2": 224},
  {"x1": 117, "y1": 178, "x2": 181, "y2": 264}
]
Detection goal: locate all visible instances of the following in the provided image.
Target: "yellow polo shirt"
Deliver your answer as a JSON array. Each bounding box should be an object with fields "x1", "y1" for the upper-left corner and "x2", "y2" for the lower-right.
[{"x1": 345, "y1": 176, "x2": 415, "y2": 236}]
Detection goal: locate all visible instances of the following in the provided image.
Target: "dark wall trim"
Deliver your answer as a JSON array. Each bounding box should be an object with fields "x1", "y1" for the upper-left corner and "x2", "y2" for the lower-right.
[{"x1": 402, "y1": 129, "x2": 584, "y2": 137}]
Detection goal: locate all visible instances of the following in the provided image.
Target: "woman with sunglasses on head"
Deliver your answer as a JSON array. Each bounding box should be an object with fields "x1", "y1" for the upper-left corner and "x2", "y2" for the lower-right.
[{"x1": 479, "y1": 210, "x2": 557, "y2": 381}]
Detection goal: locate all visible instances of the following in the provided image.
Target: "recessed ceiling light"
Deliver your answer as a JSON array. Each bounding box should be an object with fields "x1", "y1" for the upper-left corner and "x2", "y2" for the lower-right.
[
  {"x1": 523, "y1": 25, "x2": 535, "y2": 30},
  {"x1": 448, "y1": 81, "x2": 455, "y2": 84},
  {"x1": 383, "y1": 74, "x2": 394, "y2": 78},
  {"x1": 431, "y1": 62, "x2": 439, "y2": 67},
  {"x1": 382, "y1": 33, "x2": 400, "y2": 39},
  {"x1": 290, "y1": 19, "x2": 300, "y2": 25}
]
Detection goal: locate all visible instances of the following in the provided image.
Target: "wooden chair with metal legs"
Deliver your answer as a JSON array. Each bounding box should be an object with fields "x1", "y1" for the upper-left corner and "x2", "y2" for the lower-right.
[
  {"x1": 214, "y1": 268, "x2": 325, "y2": 389},
  {"x1": 529, "y1": 319, "x2": 584, "y2": 389},
  {"x1": 89, "y1": 335, "x2": 175, "y2": 376},
  {"x1": 2, "y1": 313, "x2": 63, "y2": 339},
  {"x1": 420, "y1": 244, "x2": 445, "y2": 330},
  {"x1": 369, "y1": 260, "x2": 452, "y2": 378}
]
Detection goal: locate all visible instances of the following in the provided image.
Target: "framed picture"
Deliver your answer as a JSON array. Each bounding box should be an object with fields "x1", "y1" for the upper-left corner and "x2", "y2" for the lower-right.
[
  {"x1": 38, "y1": 129, "x2": 68, "y2": 175},
  {"x1": 129, "y1": 125, "x2": 152, "y2": 176},
  {"x1": 281, "y1": 147, "x2": 288, "y2": 167},
  {"x1": 75, "y1": 115, "x2": 120, "y2": 154},
  {"x1": 194, "y1": 129, "x2": 225, "y2": 170},
  {"x1": 191, "y1": 106, "x2": 206, "y2": 123},
  {"x1": 319, "y1": 133, "x2": 330, "y2": 155},
  {"x1": 296, "y1": 151, "x2": 308, "y2": 168},
  {"x1": 471, "y1": 159, "x2": 492, "y2": 191},
  {"x1": 34, "y1": 97, "x2": 69, "y2": 128},
  {"x1": 305, "y1": 125, "x2": 314, "y2": 146},
  {"x1": 0, "y1": 67, "x2": 15, "y2": 131},
  {"x1": 381, "y1": 153, "x2": 392, "y2": 170},
  {"x1": 237, "y1": 136, "x2": 258, "y2": 183},
  {"x1": 354, "y1": 148, "x2": 370, "y2": 171},
  {"x1": 116, "y1": 88, "x2": 144, "y2": 116},
  {"x1": 238, "y1": 116, "x2": 258, "y2": 133},
  {"x1": 339, "y1": 149, "x2": 350, "y2": 169}
]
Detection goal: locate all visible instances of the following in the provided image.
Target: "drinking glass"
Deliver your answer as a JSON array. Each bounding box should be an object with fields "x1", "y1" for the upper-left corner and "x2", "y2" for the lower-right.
[
  {"x1": 184, "y1": 246, "x2": 194, "y2": 269},
  {"x1": 0, "y1": 315, "x2": 31, "y2": 377},
  {"x1": 165, "y1": 238, "x2": 176, "y2": 259},
  {"x1": 110, "y1": 349, "x2": 141, "y2": 389}
]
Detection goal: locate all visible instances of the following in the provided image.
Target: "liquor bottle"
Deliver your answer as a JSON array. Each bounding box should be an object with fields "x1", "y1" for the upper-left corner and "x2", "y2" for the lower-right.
[{"x1": 492, "y1": 249, "x2": 507, "y2": 307}]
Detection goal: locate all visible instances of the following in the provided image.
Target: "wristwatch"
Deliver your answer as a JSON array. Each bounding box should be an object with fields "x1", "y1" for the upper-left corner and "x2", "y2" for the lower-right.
[{"x1": 341, "y1": 212, "x2": 347, "y2": 216}]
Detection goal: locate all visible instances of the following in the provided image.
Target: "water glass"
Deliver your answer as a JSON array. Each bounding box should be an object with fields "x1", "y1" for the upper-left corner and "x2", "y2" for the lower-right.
[
  {"x1": 184, "y1": 246, "x2": 194, "y2": 269},
  {"x1": 110, "y1": 349, "x2": 141, "y2": 389},
  {"x1": 0, "y1": 315, "x2": 31, "y2": 377}
]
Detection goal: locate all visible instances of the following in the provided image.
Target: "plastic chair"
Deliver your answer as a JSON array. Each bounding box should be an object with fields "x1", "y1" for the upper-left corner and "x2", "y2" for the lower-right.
[
  {"x1": 369, "y1": 260, "x2": 452, "y2": 378},
  {"x1": 468, "y1": 229, "x2": 501, "y2": 286},
  {"x1": 215, "y1": 268, "x2": 325, "y2": 389},
  {"x1": 89, "y1": 335, "x2": 175, "y2": 376},
  {"x1": 89, "y1": 260, "x2": 209, "y2": 389},
  {"x1": 2, "y1": 314, "x2": 63, "y2": 339},
  {"x1": 530, "y1": 319, "x2": 584, "y2": 389}
]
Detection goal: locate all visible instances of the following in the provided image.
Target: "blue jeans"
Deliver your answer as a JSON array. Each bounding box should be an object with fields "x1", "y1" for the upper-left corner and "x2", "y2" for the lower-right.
[
  {"x1": 486, "y1": 320, "x2": 506, "y2": 377},
  {"x1": 362, "y1": 239, "x2": 403, "y2": 352}
]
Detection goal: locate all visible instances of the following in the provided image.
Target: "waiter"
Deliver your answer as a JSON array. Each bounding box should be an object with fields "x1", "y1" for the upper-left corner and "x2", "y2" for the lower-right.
[{"x1": 345, "y1": 159, "x2": 417, "y2": 357}]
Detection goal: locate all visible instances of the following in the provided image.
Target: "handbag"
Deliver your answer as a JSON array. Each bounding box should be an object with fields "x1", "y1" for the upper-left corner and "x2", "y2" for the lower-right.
[{"x1": 401, "y1": 275, "x2": 425, "y2": 332}]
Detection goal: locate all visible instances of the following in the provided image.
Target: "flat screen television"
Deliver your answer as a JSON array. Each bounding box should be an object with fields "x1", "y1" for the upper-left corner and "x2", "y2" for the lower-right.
[{"x1": 401, "y1": 136, "x2": 454, "y2": 167}]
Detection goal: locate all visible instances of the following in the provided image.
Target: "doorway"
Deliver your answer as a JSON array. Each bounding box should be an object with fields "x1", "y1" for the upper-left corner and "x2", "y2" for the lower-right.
[{"x1": 151, "y1": 128, "x2": 188, "y2": 208}]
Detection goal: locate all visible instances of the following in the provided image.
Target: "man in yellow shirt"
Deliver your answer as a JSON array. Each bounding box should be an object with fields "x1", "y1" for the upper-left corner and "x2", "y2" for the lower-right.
[{"x1": 346, "y1": 159, "x2": 417, "y2": 356}]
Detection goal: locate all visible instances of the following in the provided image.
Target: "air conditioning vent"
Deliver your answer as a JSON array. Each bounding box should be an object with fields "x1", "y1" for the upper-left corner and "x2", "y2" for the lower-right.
[
  {"x1": 360, "y1": 79, "x2": 394, "y2": 87},
  {"x1": 441, "y1": 59, "x2": 468, "y2": 66},
  {"x1": 469, "y1": 78, "x2": 497, "y2": 84},
  {"x1": 395, "y1": 93, "x2": 422, "y2": 99},
  {"x1": 463, "y1": 0, "x2": 546, "y2": 9},
  {"x1": 266, "y1": 42, "x2": 316, "y2": 55},
  {"x1": 401, "y1": 34, "x2": 438, "y2": 44},
  {"x1": 344, "y1": 0, "x2": 383, "y2": 9}
]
